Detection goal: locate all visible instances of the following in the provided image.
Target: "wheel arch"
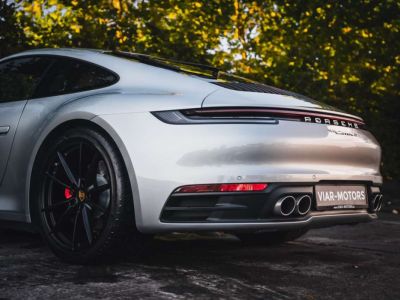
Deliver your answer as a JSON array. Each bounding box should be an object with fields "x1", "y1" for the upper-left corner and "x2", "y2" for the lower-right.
[{"x1": 28, "y1": 118, "x2": 140, "y2": 228}]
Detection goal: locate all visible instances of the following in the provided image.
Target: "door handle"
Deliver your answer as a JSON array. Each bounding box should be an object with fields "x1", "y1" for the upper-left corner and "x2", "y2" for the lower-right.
[{"x1": 0, "y1": 126, "x2": 10, "y2": 135}]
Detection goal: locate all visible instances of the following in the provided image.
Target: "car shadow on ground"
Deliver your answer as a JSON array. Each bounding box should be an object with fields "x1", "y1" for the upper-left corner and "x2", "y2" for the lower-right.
[{"x1": 0, "y1": 213, "x2": 399, "y2": 299}]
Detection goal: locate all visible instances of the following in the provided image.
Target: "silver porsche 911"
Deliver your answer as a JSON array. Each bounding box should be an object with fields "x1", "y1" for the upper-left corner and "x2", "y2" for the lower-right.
[{"x1": 0, "y1": 48, "x2": 382, "y2": 263}]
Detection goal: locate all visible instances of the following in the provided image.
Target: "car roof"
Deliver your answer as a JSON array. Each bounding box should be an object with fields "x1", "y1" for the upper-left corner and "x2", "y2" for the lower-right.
[
  {"x1": 2, "y1": 48, "x2": 109, "y2": 60},
  {"x1": 5, "y1": 48, "x2": 220, "y2": 79},
  {"x1": 15, "y1": 48, "x2": 108, "y2": 55}
]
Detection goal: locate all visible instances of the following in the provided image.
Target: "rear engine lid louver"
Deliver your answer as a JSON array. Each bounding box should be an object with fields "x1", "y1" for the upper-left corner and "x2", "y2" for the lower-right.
[{"x1": 212, "y1": 81, "x2": 313, "y2": 102}]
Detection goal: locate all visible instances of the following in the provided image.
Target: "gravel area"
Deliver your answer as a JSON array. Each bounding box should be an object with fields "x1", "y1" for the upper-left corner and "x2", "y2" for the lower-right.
[{"x1": 0, "y1": 212, "x2": 399, "y2": 299}]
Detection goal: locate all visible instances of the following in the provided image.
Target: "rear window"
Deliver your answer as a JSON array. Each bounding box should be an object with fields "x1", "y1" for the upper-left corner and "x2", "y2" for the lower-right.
[{"x1": 34, "y1": 57, "x2": 118, "y2": 98}]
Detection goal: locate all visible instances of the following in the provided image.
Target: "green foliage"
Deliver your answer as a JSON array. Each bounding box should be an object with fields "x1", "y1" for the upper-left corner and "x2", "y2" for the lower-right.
[
  {"x1": 213, "y1": 1, "x2": 400, "y2": 179},
  {"x1": 2, "y1": 0, "x2": 400, "y2": 178},
  {"x1": 0, "y1": 0, "x2": 28, "y2": 57}
]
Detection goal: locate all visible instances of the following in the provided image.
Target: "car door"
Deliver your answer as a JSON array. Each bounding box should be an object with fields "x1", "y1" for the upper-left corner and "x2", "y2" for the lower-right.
[{"x1": 0, "y1": 56, "x2": 53, "y2": 184}]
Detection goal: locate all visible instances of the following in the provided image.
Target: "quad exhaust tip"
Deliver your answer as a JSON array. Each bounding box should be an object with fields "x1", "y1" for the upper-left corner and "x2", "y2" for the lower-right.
[
  {"x1": 372, "y1": 194, "x2": 383, "y2": 212},
  {"x1": 274, "y1": 196, "x2": 297, "y2": 216},
  {"x1": 274, "y1": 193, "x2": 385, "y2": 216},
  {"x1": 274, "y1": 194, "x2": 312, "y2": 217},
  {"x1": 296, "y1": 195, "x2": 312, "y2": 216}
]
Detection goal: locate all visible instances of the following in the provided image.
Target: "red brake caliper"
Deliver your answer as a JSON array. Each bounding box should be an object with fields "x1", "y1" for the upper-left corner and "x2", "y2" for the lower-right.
[{"x1": 64, "y1": 188, "x2": 73, "y2": 200}]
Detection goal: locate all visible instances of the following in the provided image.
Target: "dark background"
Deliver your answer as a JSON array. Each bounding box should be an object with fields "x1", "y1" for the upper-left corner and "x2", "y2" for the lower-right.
[{"x1": 1, "y1": 0, "x2": 399, "y2": 181}]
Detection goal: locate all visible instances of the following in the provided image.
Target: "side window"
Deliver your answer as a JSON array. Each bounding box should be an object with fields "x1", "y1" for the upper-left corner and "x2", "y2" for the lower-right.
[
  {"x1": 35, "y1": 57, "x2": 118, "y2": 98},
  {"x1": 0, "y1": 57, "x2": 52, "y2": 102}
]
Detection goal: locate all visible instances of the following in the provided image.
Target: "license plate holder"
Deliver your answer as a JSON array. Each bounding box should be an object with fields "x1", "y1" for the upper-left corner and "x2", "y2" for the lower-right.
[{"x1": 315, "y1": 185, "x2": 368, "y2": 210}]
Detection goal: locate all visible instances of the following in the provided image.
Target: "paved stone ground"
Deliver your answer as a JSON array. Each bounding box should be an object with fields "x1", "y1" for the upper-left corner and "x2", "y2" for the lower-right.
[{"x1": 0, "y1": 212, "x2": 399, "y2": 300}]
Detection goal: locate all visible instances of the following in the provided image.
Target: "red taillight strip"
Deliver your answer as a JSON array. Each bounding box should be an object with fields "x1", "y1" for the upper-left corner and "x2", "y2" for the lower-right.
[
  {"x1": 186, "y1": 108, "x2": 365, "y2": 125},
  {"x1": 175, "y1": 183, "x2": 268, "y2": 193}
]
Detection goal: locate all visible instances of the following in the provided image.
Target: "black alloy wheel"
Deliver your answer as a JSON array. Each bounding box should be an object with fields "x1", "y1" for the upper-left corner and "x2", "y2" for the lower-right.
[{"x1": 35, "y1": 127, "x2": 140, "y2": 264}]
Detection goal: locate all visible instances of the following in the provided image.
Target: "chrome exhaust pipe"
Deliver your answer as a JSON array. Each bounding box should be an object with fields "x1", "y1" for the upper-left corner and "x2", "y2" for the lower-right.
[
  {"x1": 372, "y1": 194, "x2": 383, "y2": 212},
  {"x1": 274, "y1": 196, "x2": 296, "y2": 216},
  {"x1": 296, "y1": 195, "x2": 312, "y2": 216}
]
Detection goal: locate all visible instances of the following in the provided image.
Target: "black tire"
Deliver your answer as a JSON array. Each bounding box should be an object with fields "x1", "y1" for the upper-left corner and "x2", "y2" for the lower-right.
[
  {"x1": 33, "y1": 126, "x2": 144, "y2": 264},
  {"x1": 236, "y1": 229, "x2": 308, "y2": 246}
]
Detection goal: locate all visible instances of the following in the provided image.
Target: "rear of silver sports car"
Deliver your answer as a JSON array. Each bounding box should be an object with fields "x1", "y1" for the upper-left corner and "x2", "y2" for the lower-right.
[{"x1": 99, "y1": 81, "x2": 382, "y2": 234}]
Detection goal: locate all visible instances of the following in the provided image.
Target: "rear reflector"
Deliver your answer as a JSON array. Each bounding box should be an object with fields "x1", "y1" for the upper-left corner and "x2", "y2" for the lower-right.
[{"x1": 175, "y1": 183, "x2": 268, "y2": 193}]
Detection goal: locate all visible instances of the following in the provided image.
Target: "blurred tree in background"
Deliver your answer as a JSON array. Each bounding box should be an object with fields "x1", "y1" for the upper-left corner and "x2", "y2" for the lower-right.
[
  {"x1": 0, "y1": 0, "x2": 27, "y2": 57},
  {"x1": 1, "y1": 0, "x2": 399, "y2": 179}
]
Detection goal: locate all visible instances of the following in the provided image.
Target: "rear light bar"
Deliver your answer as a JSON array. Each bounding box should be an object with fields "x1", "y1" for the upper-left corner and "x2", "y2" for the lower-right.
[
  {"x1": 152, "y1": 109, "x2": 278, "y2": 124},
  {"x1": 175, "y1": 183, "x2": 268, "y2": 193},
  {"x1": 186, "y1": 108, "x2": 364, "y2": 124},
  {"x1": 152, "y1": 107, "x2": 365, "y2": 128}
]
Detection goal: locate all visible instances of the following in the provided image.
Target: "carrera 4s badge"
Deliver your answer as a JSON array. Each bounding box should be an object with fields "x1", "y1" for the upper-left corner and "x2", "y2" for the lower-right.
[{"x1": 327, "y1": 129, "x2": 358, "y2": 137}]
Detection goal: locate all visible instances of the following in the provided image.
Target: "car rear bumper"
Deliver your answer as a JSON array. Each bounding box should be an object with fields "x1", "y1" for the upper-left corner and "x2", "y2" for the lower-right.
[
  {"x1": 156, "y1": 182, "x2": 380, "y2": 233},
  {"x1": 148, "y1": 211, "x2": 377, "y2": 233}
]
